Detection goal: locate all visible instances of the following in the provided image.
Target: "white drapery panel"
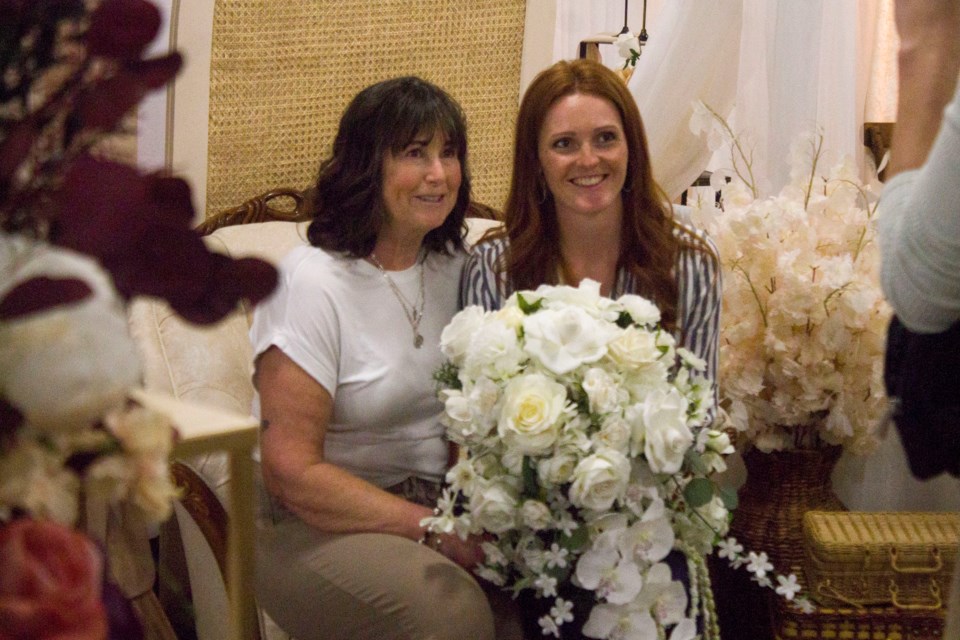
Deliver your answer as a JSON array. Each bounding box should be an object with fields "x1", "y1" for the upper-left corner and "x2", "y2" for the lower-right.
[
  {"x1": 627, "y1": 0, "x2": 742, "y2": 201},
  {"x1": 731, "y1": 0, "x2": 870, "y2": 194}
]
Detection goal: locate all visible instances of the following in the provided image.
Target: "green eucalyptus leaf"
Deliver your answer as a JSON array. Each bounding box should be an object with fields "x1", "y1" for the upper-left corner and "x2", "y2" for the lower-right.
[
  {"x1": 685, "y1": 450, "x2": 710, "y2": 476},
  {"x1": 719, "y1": 485, "x2": 739, "y2": 511},
  {"x1": 683, "y1": 477, "x2": 715, "y2": 508},
  {"x1": 560, "y1": 524, "x2": 589, "y2": 552}
]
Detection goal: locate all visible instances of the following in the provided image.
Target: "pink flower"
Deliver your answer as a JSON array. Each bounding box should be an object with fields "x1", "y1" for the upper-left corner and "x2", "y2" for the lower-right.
[{"x1": 0, "y1": 519, "x2": 109, "y2": 639}]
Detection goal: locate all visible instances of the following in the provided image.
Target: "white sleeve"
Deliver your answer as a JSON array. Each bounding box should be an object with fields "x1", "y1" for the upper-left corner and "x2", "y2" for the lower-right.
[
  {"x1": 249, "y1": 252, "x2": 340, "y2": 395},
  {"x1": 878, "y1": 83, "x2": 960, "y2": 333}
]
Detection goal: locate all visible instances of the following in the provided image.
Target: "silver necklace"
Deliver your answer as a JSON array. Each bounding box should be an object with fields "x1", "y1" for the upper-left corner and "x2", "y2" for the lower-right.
[{"x1": 368, "y1": 251, "x2": 426, "y2": 348}]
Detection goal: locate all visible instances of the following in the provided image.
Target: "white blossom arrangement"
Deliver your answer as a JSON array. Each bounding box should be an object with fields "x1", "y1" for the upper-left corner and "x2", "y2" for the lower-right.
[
  {"x1": 687, "y1": 101, "x2": 890, "y2": 454},
  {"x1": 423, "y1": 280, "x2": 734, "y2": 639}
]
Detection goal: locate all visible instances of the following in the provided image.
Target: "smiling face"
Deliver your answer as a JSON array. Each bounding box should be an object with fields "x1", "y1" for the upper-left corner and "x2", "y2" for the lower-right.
[
  {"x1": 537, "y1": 92, "x2": 628, "y2": 224},
  {"x1": 381, "y1": 131, "x2": 462, "y2": 241}
]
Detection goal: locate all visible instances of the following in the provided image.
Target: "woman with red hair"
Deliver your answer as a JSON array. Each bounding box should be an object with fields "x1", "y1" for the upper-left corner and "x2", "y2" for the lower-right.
[{"x1": 463, "y1": 58, "x2": 720, "y2": 383}]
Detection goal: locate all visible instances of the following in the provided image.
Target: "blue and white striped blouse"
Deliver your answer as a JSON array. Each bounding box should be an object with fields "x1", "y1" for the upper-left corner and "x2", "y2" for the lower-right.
[{"x1": 459, "y1": 224, "x2": 722, "y2": 385}]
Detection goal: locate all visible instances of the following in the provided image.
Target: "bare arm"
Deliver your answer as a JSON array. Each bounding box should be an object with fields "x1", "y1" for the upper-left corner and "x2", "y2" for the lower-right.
[
  {"x1": 256, "y1": 346, "x2": 483, "y2": 568},
  {"x1": 886, "y1": 0, "x2": 960, "y2": 178}
]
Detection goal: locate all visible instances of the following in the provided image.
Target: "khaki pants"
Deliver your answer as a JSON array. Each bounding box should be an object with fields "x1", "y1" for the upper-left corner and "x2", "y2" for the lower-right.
[{"x1": 255, "y1": 509, "x2": 524, "y2": 640}]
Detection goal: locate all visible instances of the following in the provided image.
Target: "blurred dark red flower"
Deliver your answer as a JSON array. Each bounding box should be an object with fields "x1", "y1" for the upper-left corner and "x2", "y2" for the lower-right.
[
  {"x1": 74, "y1": 53, "x2": 182, "y2": 133},
  {"x1": 49, "y1": 155, "x2": 278, "y2": 324},
  {"x1": 86, "y1": 0, "x2": 161, "y2": 60},
  {"x1": 0, "y1": 276, "x2": 92, "y2": 320},
  {"x1": 1, "y1": 0, "x2": 278, "y2": 324}
]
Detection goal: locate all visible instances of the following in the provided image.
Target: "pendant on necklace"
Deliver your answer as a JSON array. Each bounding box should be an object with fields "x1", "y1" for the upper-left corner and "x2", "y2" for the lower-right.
[{"x1": 414, "y1": 333, "x2": 424, "y2": 349}]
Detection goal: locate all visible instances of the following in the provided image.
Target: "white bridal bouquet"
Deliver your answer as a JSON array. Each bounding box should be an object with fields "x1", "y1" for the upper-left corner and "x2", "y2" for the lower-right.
[{"x1": 423, "y1": 280, "x2": 734, "y2": 639}]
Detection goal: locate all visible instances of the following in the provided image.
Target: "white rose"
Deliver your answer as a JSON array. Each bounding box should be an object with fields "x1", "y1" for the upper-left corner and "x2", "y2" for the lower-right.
[
  {"x1": 500, "y1": 448, "x2": 525, "y2": 476},
  {"x1": 439, "y1": 305, "x2": 487, "y2": 366},
  {"x1": 498, "y1": 373, "x2": 568, "y2": 455},
  {"x1": 462, "y1": 318, "x2": 525, "y2": 380},
  {"x1": 472, "y1": 453, "x2": 504, "y2": 480},
  {"x1": 593, "y1": 414, "x2": 631, "y2": 453},
  {"x1": 615, "y1": 32, "x2": 641, "y2": 61},
  {"x1": 465, "y1": 377, "x2": 500, "y2": 435},
  {"x1": 469, "y1": 480, "x2": 518, "y2": 534},
  {"x1": 519, "y1": 499, "x2": 553, "y2": 531},
  {"x1": 537, "y1": 449, "x2": 580, "y2": 486},
  {"x1": 643, "y1": 388, "x2": 694, "y2": 474},
  {"x1": 581, "y1": 367, "x2": 622, "y2": 415},
  {"x1": 607, "y1": 325, "x2": 665, "y2": 372},
  {"x1": 569, "y1": 448, "x2": 631, "y2": 511},
  {"x1": 494, "y1": 304, "x2": 526, "y2": 331},
  {"x1": 522, "y1": 306, "x2": 619, "y2": 374},
  {"x1": 616, "y1": 294, "x2": 661, "y2": 326}
]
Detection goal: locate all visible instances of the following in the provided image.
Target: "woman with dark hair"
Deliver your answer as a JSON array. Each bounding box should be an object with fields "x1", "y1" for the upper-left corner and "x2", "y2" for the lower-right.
[
  {"x1": 463, "y1": 58, "x2": 720, "y2": 383},
  {"x1": 250, "y1": 76, "x2": 521, "y2": 640}
]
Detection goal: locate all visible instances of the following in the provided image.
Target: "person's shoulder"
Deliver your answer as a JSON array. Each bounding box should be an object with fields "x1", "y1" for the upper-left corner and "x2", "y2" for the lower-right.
[
  {"x1": 672, "y1": 216, "x2": 714, "y2": 246},
  {"x1": 279, "y1": 245, "x2": 357, "y2": 289},
  {"x1": 469, "y1": 234, "x2": 508, "y2": 260},
  {"x1": 426, "y1": 245, "x2": 468, "y2": 274}
]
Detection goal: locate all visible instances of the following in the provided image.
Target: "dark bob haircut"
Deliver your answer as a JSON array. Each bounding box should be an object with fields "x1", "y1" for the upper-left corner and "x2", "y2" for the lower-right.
[{"x1": 306, "y1": 76, "x2": 471, "y2": 257}]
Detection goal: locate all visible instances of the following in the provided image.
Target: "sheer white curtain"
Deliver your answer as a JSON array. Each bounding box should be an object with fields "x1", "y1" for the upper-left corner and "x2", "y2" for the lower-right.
[{"x1": 626, "y1": 0, "x2": 742, "y2": 201}]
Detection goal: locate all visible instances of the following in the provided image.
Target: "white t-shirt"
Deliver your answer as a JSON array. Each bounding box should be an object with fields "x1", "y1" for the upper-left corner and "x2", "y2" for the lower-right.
[{"x1": 250, "y1": 244, "x2": 465, "y2": 487}]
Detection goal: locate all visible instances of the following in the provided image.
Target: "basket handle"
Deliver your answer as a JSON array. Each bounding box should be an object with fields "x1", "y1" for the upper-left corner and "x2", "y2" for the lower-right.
[
  {"x1": 889, "y1": 580, "x2": 943, "y2": 611},
  {"x1": 815, "y1": 581, "x2": 867, "y2": 609},
  {"x1": 889, "y1": 547, "x2": 943, "y2": 574}
]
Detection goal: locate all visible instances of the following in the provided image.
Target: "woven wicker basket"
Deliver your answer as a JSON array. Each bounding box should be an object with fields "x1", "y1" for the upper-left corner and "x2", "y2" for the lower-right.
[
  {"x1": 803, "y1": 511, "x2": 960, "y2": 610},
  {"x1": 730, "y1": 447, "x2": 846, "y2": 574},
  {"x1": 773, "y1": 599, "x2": 945, "y2": 640}
]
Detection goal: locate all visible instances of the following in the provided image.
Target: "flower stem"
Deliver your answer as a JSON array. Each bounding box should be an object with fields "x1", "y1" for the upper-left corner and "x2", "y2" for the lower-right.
[{"x1": 703, "y1": 102, "x2": 758, "y2": 198}]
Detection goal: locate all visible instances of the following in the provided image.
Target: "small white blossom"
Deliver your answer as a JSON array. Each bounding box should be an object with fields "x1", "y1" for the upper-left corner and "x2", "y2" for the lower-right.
[
  {"x1": 544, "y1": 543, "x2": 569, "y2": 569},
  {"x1": 538, "y1": 615, "x2": 560, "y2": 638},
  {"x1": 746, "y1": 551, "x2": 774, "y2": 579},
  {"x1": 550, "y1": 598, "x2": 574, "y2": 625},
  {"x1": 717, "y1": 537, "x2": 743, "y2": 561},
  {"x1": 535, "y1": 573, "x2": 558, "y2": 598},
  {"x1": 775, "y1": 573, "x2": 801, "y2": 600},
  {"x1": 794, "y1": 597, "x2": 816, "y2": 614}
]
